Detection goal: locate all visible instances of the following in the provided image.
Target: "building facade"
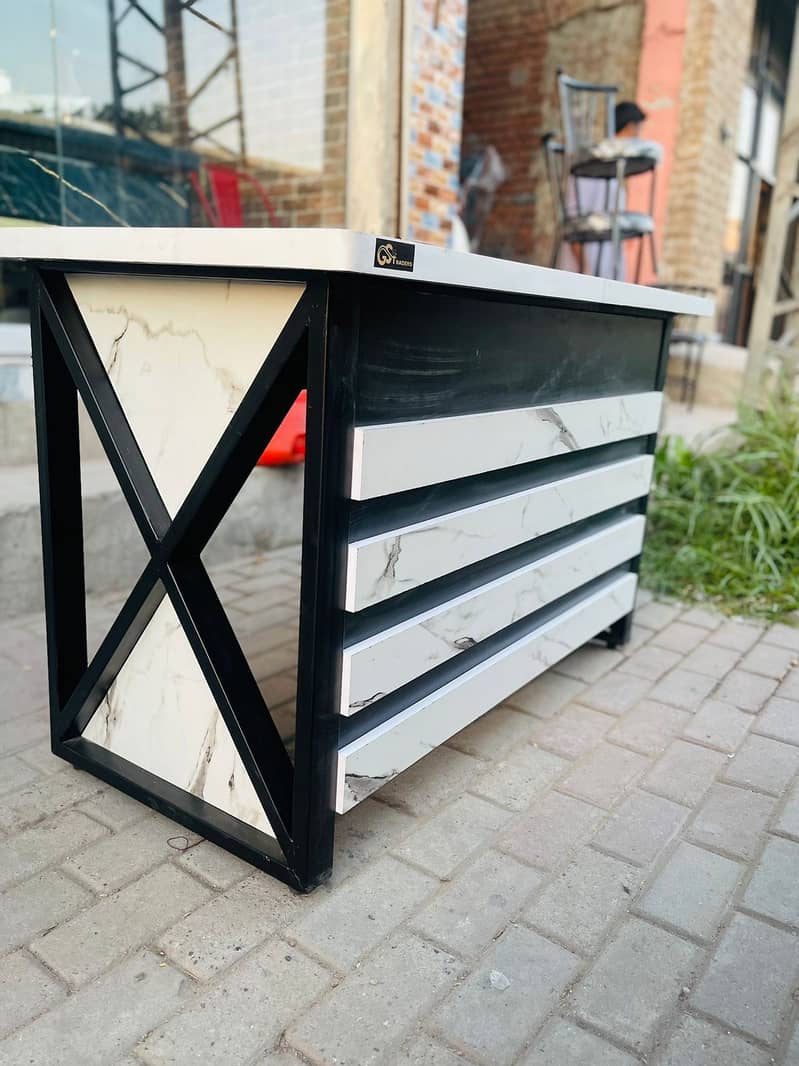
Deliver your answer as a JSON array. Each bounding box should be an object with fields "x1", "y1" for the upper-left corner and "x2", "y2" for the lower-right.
[{"x1": 0, "y1": 0, "x2": 795, "y2": 345}]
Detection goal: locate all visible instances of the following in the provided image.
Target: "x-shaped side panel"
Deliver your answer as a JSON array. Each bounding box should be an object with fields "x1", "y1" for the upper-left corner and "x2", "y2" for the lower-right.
[{"x1": 34, "y1": 269, "x2": 315, "y2": 857}]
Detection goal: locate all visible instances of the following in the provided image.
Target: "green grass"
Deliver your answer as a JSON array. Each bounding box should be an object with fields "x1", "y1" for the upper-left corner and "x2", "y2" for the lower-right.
[{"x1": 640, "y1": 383, "x2": 799, "y2": 623}]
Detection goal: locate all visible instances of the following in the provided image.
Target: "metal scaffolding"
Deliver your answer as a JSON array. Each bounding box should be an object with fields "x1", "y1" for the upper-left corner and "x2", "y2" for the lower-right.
[{"x1": 106, "y1": 0, "x2": 246, "y2": 163}]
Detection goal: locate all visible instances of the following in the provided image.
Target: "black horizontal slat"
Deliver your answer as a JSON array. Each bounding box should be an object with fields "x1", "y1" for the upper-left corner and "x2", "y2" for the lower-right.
[
  {"x1": 338, "y1": 565, "x2": 635, "y2": 748},
  {"x1": 348, "y1": 436, "x2": 649, "y2": 542},
  {"x1": 343, "y1": 503, "x2": 641, "y2": 646}
]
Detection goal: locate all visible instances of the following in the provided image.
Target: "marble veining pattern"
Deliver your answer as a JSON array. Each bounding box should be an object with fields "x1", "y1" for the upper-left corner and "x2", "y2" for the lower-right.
[
  {"x1": 336, "y1": 572, "x2": 637, "y2": 811},
  {"x1": 68, "y1": 274, "x2": 304, "y2": 516},
  {"x1": 83, "y1": 596, "x2": 275, "y2": 837},
  {"x1": 346, "y1": 454, "x2": 653, "y2": 611},
  {"x1": 341, "y1": 515, "x2": 645, "y2": 714},
  {"x1": 351, "y1": 392, "x2": 663, "y2": 499}
]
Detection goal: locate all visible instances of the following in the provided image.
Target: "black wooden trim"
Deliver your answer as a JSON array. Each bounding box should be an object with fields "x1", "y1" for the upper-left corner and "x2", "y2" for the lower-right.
[
  {"x1": 344, "y1": 503, "x2": 642, "y2": 646},
  {"x1": 338, "y1": 565, "x2": 635, "y2": 747},
  {"x1": 38, "y1": 271, "x2": 171, "y2": 545},
  {"x1": 163, "y1": 558, "x2": 295, "y2": 855},
  {"x1": 30, "y1": 275, "x2": 89, "y2": 716},
  {"x1": 348, "y1": 437, "x2": 650, "y2": 542},
  {"x1": 57, "y1": 736, "x2": 299, "y2": 888},
  {"x1": 291, "y1": 277, "x2": 353, "y2": 890},
  {"x1": 61, "y1": 567, "x2": 165, "y2": 739}
]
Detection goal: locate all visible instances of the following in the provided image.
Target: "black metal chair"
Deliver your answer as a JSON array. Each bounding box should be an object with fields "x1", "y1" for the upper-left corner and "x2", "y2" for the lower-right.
[{"x1": 546, "y1": 73, "x2": 661, "y2": 281}]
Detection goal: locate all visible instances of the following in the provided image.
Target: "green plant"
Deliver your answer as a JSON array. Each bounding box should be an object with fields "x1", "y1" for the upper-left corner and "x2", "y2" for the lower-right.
[{"x1": 640, "y1": 382, "x2": 799, "y2": 622}]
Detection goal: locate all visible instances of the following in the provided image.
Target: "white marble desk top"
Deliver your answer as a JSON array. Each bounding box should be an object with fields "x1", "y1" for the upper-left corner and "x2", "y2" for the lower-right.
[{"x1": 0, "y1": 227, "x2": 712, "y2": 317}]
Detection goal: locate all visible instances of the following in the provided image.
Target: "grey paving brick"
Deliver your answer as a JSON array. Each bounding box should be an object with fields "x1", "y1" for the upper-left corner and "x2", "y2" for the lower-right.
[
  {"x1": 332, "y1": 797, "x2": 416, "y2": 886},
  {"x1": 647, "y1": 668, "x2": 717, "y2": 711},
  {"x1": 634, "y1": 600, "x2": 682, "y2": 631},
  {"x1": 0, "y1": 660, "x2": 49, "y2": 724},
  {"x1": 635, "y1": 841, "x2": 741, "y2": 940},
  {"x1": 688, "y1": 783, "x2": 776, "y2": 860},
  {"x1": 253, "y1": 1054, "x2": 306, "y2": 1066},
  {"x1": 716, "y1": 669, "x2": 779, "y2": 712},
  {"x1": 393, "y1": 1035, "x2": 467, "y2": 1066},
  {"x1": 775, "y1": 781, "x2": 799, "y2": 840},
  {"x1": 592, "y1": 790, "x2": 689, "y2": 866},
  {"x1": 373, "y1": 745, "x2": 484, "y2": 817},
  {"x1": 287, "y1": 933, "x2": 460, "y2": 1066},
  {"x1": 76, "y1": 787, "x2": 151, "y2": 831},
  {"x1": 763, "y1": 623, "x2": 799, "y2": 652},
  {"x1": 0, "y1": 711, "x2": 48, "y2": 757},
  {"x1": 410, "y1": 849, "x2": 542, "y2": 958},
  {"x1": 0, "y1": 754, "x2": 39, "y2": 796},
  {"x1": 785, "y1": 1023, "x2": 799, "y2": 1065},
  {"x1": 626, "y1": 623, "x2": 655, "y2": 651},
  {"x1": 32, "y1": 863, "x2": 211, "y2": 987},
  {"x1": 577, "y1": 671, "x2": 652, "y2": 716},
  {"x1": 680, "y1": 642, "x2": 741, "y2": 680},
  {"x1": 679, "y1": 606, "x2": 722, "y2": 629},
  {"x1": 779, "y1": 669, "x2": 799, "y2": 701},
  {"x1": 507, "y1": 671, "x2": 587, "y2": 718},
  {"x1": 498, "y1": 790, "x2": 605, "y2": 870},
  {"x1": 0, "y1": 809, "x2": 108, "y2": 890},
  {"x1": 16, "y1": 740, "x2": 64, "y2": 776},
  {"x1": 682, "y1": 699, "x2": 752, "y2": 753},
  {"x1": 446, "y1": 706, "x2": 535, "y2": 760},
  {"x1": 708, "y1": 619, "x2": 764, "y2": 652},
  {"x1": 608, "y1": 700, "x2": 690, "y2": 755},
  {"x1": 288, "y1": 855, "x2": 435, "y2": 969},
  {"x1": 175, "y1": 840, "x2": 252, "y2": 890},
  {"x1": 755, "y1": 696, "x2": 799, "y2": 746},
  {"x1": 431, "y1": 924, "x2": 580, "y2": 1066},
  {"x1": 657, "y1": 1014, "x2": 770, "y2": 1066},
  {"x1": 470, "y1": 745, "x2": 566, "y2": 811},
  {"x1": 520, "y1": 1018, "x2": 638, "y2": 1066},
  {"x1": 0, "y1": 950, "x2": 66, "y2": 1039},
  {"x1": 529, "y1": 703, "x2": 614, "y2": 759},
  {"x1": 64, "y1": 813, "x2": 203, "y2": 893},
  {"x1": 524, "y1": 846, "x2": 643, "y2": 955},
  {"x1": 618, "y1": 644, "x2": 682, "y2": 681},
  {"x1": 0, "y1": 769, "x2": 106, "y2": 833},
  {"x1": 740, "y1": 641, "x2": 797, "y2": 679},
  {"x1": 141, "y1": 940, "x2": 328, "y2": 1066},
  {"x1": 643, "y1": 740, "x2": 727, "y2": 806},
  {"x1": 0, "y1": 951, "x2": 192, "y2": 1066},
  {"x1": 159, "y1": 872, "x2": 307, "y2": 980},
  {"x1": 570, "y1": 916, "x2": 700, "y2": 1053},
  {"x1": 560, "y1": 742, "x2": 650, "y2": 808},
  {"x1": 392, "y1": 793, "x2": 511, "y2": 878},
  {"x1": 0, "y1": 869, "x2": 93, "y2": 954},
  {"x1": 691, "y1": 913, "x2": 799, "y2": 1043},
  {"x1": 742, "y1": 837, "x2": 799, "y2": 928},
  {"x1": 652, "y1": 621, "x2": 711, "y2": 654},
  {"x1": 554, "y1": 644, "x2": 624, "y2": 683},
  {"x1": 723, "y1": 734, "x2": 799, "y2": 795}
]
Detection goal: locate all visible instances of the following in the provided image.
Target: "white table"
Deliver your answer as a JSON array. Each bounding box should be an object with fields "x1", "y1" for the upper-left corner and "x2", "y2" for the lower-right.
[{"x1": 1, "y1": 228, "x2": 710, "y2": 890}]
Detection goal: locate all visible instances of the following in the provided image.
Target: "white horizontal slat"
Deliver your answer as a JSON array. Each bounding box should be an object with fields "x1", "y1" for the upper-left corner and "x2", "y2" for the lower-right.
[
  {"x1": 335, "y1": 572, "x2": 637, "y2": 812},
  {"x1": 345, "y1": 454, "x2": 653, "y2": 611},
  {"x1": 350, "y1": 392, "x2": 662, "y2": 500},
  {"x1": 341, "y1": 514, "x2": 645, "y2": 714}
]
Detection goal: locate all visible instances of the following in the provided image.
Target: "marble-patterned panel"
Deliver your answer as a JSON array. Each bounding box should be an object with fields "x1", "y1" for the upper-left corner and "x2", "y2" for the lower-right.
[
  {"x1": 336, "y1": 572, "x2": 636, "y2": 811},
  {"x1": 341, "y1": 514, "x2": 645, "y2": 714},
  {"x1": 351, "y1": 392, "x2": 662, "y2": 500},
  {"x1": 67, "y1": 274, "x2": 305, "y2": 516},
  {"x1": 82, "y1": 596, "x2": 275, "y2": 837},
  {"x1": 345, "y1": 454, "x2": 653, "y2": 611}
]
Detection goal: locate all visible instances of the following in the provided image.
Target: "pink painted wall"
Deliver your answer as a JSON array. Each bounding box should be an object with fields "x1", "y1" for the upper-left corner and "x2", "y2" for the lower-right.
[{"x1": 626, "y1": 0, "x2": 689, "y2": 284}]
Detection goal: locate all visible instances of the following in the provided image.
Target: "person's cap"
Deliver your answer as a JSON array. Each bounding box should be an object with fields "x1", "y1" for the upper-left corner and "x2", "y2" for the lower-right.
[{"x1": 614, "y1": 101, "x2": 647, "y2": 133}]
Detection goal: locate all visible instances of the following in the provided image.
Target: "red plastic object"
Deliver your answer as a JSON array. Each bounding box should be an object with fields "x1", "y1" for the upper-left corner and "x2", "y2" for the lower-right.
[{"x1": 258, "y1": 390, "x2": 307, "y2": 466}]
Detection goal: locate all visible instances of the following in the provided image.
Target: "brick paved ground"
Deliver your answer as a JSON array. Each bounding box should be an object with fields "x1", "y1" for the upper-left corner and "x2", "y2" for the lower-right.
[{"x1": 1, "y1": 548, "x2": 799, "y2": 1065}]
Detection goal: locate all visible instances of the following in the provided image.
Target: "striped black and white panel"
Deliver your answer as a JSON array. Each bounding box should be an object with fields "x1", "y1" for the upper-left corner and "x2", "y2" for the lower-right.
[{"x1": 334, "y1": 284, "x2": 664, "y2": 813}]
